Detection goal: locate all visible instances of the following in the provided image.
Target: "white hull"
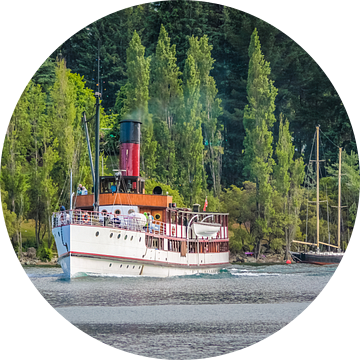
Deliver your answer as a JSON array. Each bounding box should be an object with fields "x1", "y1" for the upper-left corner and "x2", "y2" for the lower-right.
[{"x1": 53, "y1": 224, "x2": 229, "y2": 278}]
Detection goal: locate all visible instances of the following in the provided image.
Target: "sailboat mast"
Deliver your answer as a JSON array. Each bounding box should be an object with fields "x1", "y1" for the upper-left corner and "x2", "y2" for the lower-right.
[
  {"x1": 94, "y1": 43, "x2": 101, "y2": 212},
  {"x1": 338, "y1": 147, "x2": 342, "y2": 250},
  {"x1": 316, "y1": 125, "x2": 320, "y2": 250}
]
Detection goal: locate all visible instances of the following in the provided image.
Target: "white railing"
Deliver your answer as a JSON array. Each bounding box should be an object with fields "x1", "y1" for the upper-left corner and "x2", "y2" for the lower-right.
[
  {"x1": 52, "y1": 210, "x2": 228, "y2": 241},
  {"x1": 52, "y1": 210, "x2": 166, "y2": 235}
]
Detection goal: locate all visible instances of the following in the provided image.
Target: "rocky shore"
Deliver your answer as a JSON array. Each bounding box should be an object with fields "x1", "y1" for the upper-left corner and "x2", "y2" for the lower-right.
[
  {"x1": 19, "y1": 247, "x2": 59, "y2": 266},
  {"x1": 229, "y1": 252, "x2": 286, "y2": 264}
]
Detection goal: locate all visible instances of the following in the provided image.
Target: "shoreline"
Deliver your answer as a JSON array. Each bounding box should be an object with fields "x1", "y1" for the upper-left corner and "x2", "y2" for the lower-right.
[{"x1": 19, "y1": 247, "x2": 288, "y2": 267}]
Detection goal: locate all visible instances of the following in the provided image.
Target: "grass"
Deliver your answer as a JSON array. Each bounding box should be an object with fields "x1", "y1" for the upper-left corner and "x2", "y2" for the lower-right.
[
  {"x1": 20, "y1": 219, "x2": 36, "y2": 240},
  {"x1": 19, "y1": 219, "x2": 37, "y2": 250}
]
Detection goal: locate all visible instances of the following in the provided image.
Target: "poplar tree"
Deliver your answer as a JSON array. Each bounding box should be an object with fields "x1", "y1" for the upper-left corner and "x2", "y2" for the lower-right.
[
  {"x1": 187, "y1": 35, "x2": 223, "y2": 195},
  {"x1": 50, "y1": 59, "x2": 76, "y2": 183},
  {"x1": 178, "y1": 53, "x2": 204, "y2": 204},
  {"x1": 121, "y1": 30, "x2": 157, "y2": 177},
  {"x1": 27, "y1": 82, "x2": 47, "y2": 247},
  {"x1": 274, "y1": 115, "x2": 305, "y2": 259},
  {"x1": 243, "y1": 28, "x2": 278, "y2": 257},
  {"x1": 150, "y1": 24, "x2": 182, "y2": 184}
]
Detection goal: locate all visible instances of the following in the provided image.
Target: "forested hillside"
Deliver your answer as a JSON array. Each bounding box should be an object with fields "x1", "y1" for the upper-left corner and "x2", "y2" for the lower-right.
[{"x1": 1, "y1": 1, "x2": 358, "y2": 260}]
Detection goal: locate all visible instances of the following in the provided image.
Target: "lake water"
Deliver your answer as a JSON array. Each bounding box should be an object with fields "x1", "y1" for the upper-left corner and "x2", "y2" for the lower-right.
[{"x1": 25, "y1": 264, "x2": 337, "y2": 359}]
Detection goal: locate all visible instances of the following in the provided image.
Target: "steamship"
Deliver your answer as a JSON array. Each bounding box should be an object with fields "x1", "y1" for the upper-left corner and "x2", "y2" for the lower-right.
[{"x1": 51, "y1": 99, "x2": 229, "y2": 277}]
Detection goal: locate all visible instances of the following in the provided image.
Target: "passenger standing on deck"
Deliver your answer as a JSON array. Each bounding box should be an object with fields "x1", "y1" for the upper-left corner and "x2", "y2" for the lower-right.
[
  {"x1": 82, "y1": 186, "x2": 88, "y2": 195},
  {"x1": 143, "y1": 212, "x2": 149, "y2": 231},
  {"x1": 77, "y1": 184, "x2": 83, "y2": 195},
  {"x1": 148, "y1": 213, "x2": 153, "y2": 233}
]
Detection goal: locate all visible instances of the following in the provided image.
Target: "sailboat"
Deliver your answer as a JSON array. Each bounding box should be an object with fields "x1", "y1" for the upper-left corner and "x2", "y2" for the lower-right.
[
  {"x1": 290, "y1": 126, "x2": 344, "y2": 265},
  {"x1": 50, "y1": 55, "x2": 229, "y2": 278}
]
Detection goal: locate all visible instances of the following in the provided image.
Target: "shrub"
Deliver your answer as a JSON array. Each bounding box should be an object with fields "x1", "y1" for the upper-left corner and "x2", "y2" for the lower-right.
[{"x1": 38, "y1": 247, "x2": 52, "y2": 262}]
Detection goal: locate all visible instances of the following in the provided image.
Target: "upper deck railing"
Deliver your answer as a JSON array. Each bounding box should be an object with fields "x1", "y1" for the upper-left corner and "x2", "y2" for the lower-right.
[{"x1": 52, "y1": 210, "x2": 228, "y2": 241}]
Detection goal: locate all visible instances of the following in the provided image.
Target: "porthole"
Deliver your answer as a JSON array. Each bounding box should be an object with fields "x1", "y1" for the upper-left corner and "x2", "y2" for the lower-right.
[
  {"x1": 127, "y1": 265, "x2": 129, "y2": 268},
  {"x1": 133, "y1": 265, "x2": 135, "y2": 269},
  {"x1": 95, "y1": 231, "x2": 99, "y2": 237},
  {"x1": 138, "y1": 266, "x2": 141, "y2": 269},
  {"x1": 128, "y1": 209, "x2": 135, "y2": 215},
  {"x1": 125, "y1": 235, "x2": 127, "y2": 240},
  {"x1": 109, "y1": 263, "x2": 112, "y2": 267},
  {"x1": 139, "y1": 237, "x2": 141, "y2": 242},
  {"x1": 117, "y1": 234, "x2": 121, "y2": 239},
  {"x1": 120, "y1": 264, "x2": 122, "y2": 268},
  {"x1": 154, "y1": 213, "x2": 161, "y2": 220},
  {"x1": 110, "y1": 233, "x2": 113, "y2": 238},
  {"x1": 115, "y1": 209, "x2": 121, "y2": 215},
  {"x1": 102, "y1": 209, "x2": 107, "y2": 215},
  {"x1": 130, "y1": 236, "x2": 133, "y2": 241}
]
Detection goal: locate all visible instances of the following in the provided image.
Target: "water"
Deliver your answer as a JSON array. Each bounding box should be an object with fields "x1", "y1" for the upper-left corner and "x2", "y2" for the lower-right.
[{"x1": 25, "y1": 264, "x2": 336, "y2": 359}]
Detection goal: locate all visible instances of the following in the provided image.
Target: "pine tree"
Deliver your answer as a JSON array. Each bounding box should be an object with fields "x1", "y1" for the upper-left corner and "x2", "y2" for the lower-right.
[{"x1": 243, "y1": 28, "x2": 278, "y2": 258}]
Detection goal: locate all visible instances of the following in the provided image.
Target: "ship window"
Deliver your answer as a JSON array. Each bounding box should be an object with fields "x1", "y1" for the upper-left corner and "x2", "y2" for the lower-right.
[
  {"x1": 125, "y1": 235, "x2": 127, "y2": 240},
  {"x1": 127, "y1": 265, "x2": 129, "y2": 268},
  {"x1": 154, "y1": 213, "x2": 161, "y2": 220},
  {"x1": 128, "y1": 209, "x2": 135, "y2": 215},
  {"x1": 139, "y1": 237, "x2": 141, "y2": 242},
  {"x1": 120, "y1": 264, "x2": 122, "y2": 268},
  {"x1": 115, "y1": 209, "x2": 121, "y2": 215},
  {"x1": 131, "y1": 236, "x2": 133, "y2": 241},
  {"x1": 133, "y1": 265, "x2": 135, "y2": 269},
  {"x1": 110, "y1": 233, "x2": 113, "y2": 238},
  {"x1": 109, "y1": 263, "x2": 112, "y2": 267},
  {"x1": 102, "y1": 209, "x2": 107, "y2": 214},
  {"x1": 95, "y1": 231, "x2": 99, "y2": 237},
  {"x1": 117, "y1": 234, "x2": 121, "y2": 239}
]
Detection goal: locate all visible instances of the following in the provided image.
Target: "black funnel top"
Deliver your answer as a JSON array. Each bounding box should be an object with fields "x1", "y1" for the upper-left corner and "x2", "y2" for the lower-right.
[{"x1": 120, "y1": 119, "x2": 142, "y2": 144}]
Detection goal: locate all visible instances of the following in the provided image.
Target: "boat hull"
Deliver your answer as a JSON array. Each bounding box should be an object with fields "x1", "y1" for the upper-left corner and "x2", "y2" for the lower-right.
[
  {"x1": 290, "y1": 251, "x2": 343, "y2": 265},
  {"x1": 53, "y1": 224, "x2": 229, "y2": 278}
]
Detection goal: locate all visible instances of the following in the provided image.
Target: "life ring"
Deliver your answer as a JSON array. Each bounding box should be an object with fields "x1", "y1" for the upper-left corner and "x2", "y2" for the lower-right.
[
  {"x1": 171, "y1": 226, "x2": 175, "y2": 236},
  {"x1": 83, "y1": 212, "x2": 90, "y2": 223}
]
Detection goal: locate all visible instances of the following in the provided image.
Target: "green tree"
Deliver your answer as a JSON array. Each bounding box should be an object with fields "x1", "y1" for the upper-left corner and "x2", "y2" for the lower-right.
[
  {"x1": 274, "y1": 115, "x2": 305, "y2": 259},
  {"x1": 327, "y1": 150, "x2": 360, "y2": 245},
  {"x1": 1, "y1": 188, "x2": 17, "y2": 240},
  {"x1": 243, "y1": 28, "x2": 278, "y2": 258},
  {"x1": 121, "y1": 30, "x2": 157, "y2": 177},
  {"x1": 1, "y1": 84, "x2": 31, "y2": 252},
  {"x1": 187, "y1": 35, "x2": 223, "y2": 195},
  {"x1": 177, "y1": 53, "x2": 205, "y2": 204},
  {"x1": 49, "y1": 60, "x2": 76, "y2": 184},
  {"x1": 27, "y1": 82, "x2": 48, "y2": 247},
  {"x1": 150, "y1": 24, "x2": 182, "y2": 184}
]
